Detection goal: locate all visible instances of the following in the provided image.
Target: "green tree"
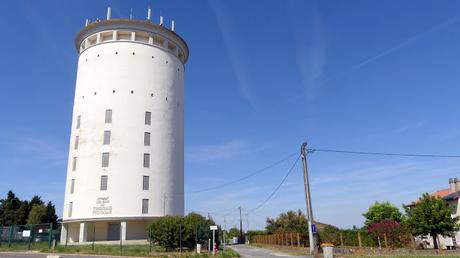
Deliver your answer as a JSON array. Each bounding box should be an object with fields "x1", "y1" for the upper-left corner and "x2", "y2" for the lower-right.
[
  {"x1": 227, "y1": 227, "x2": 240, "y2": 239},
  {"x1": 0, "y1": 191, "x2": 28, "y2": 225},
  {"x1": 148, "y1": 213, "x2": 218, "y2": 251},
  {"x1": 0, "y1": 191, "x2": 59, "y2": 226},
  {"x1": 404, "y1": 193, "x2": 459, "y2": 249},
  {"x1": 182, "y1": 212, "x2": 214, "y2": 249},
  {"x1": 148, "y1": 215, "x2": 183, "y2": 251},
  {"x1": 363, "y1": 201, "x2": 402, "y2": 226},
  {"x1": 29, "y1": 196, "x2": 44, "y2": 208},
  {"x1": 44, "y1": 201, "x2": 58, "y2": 225},
  {"x1": 266, "y1": 210, "x2": 309, "y2": 245},
  {"x1": 318, "y1": 225, "x2": 341, "y2": 246},
  {"x1": 17, "y1": 201, "x2": 29, "y2": 225},
  {"x1": 27, "y1": 204, "x2": 47, "y2": 225}
]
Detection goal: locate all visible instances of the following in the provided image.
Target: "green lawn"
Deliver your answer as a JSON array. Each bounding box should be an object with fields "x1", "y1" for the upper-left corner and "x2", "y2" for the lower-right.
[
  {"x1": 0, "y1": 241, "x2": 49, "y2": 252},
  {"x1": 0, "y1": 243, "x2": 240, "y2": 258},
  {"x1": 52, "y1": 245, "x2": 240, "y2": 257}
]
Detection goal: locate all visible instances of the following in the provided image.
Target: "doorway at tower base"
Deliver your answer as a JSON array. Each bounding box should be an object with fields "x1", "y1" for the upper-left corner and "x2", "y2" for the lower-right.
[{"x1": 61, "y1": 219, "x2": 153, "y2": 244}]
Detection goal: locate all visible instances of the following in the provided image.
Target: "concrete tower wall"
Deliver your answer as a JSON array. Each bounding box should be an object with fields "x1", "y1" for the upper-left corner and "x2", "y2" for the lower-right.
[{"x1": 61, "y1": 17, "x2": 188, "y2": 243}]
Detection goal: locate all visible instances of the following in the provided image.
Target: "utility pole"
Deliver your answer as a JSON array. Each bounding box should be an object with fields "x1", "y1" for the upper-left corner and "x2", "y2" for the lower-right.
[
  {"x1": 223, "y1": 216, "x2": 227, "y2": 251},
  {"x1": 245, "y1": 213, "x2": 249, "y2": 232},
  {"x1": 163, "y1": 193, "x2": 167, "y2": 216},
  {"x1": 239, "y1": 206, "x2": 243, "y2": 244},
  {"x1": 301, "y1": 142, "x2": 316, "y2": 255}
]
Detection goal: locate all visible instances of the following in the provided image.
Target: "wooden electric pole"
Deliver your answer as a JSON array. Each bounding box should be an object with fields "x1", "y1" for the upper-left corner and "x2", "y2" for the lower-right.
[
  {"x1": 239, "y1": 206, "x2": 243, "y2": 244},
  {"x1": 301, "y1": 142, "x2": 316, "y2": 255}
]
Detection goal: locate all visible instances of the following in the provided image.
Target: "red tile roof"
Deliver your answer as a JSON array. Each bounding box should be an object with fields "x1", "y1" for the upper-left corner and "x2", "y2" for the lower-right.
[
  {"x1": 431, "y1": 188, "x2": 451, "y2": 198},
  {"x1": 408, "y1": 188, "x2": 452, "y2": 207}
]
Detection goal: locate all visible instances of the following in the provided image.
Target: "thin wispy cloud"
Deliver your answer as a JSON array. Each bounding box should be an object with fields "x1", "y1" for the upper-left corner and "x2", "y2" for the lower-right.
[
  {"x1": 209, "y1": 1, "x2": 257, "y2": 108},
  {"x1": 320, "y1": 17, "x2": 458, "y2": 85},
  {"x1": 186, "y1": 140, "x2": 248, "y2": 163},
  {"x1": 15, "y1": 137, "x2": 67, "y2": 164},
  {"x1": 430, "y1": 124, "x2": 460, "y2": 142},
  {"x1": 364, "y1": 120, "x2": 428, "y2": 140},
  {"x1": 291, "y1": 5, "x2": 327, "y2": 101},
  {"x1": 281, "y1": 16, "x2": 457, "y2": 106},
  {"x1": 0, "y1": 132, "x2": 68, "y2": 168}
]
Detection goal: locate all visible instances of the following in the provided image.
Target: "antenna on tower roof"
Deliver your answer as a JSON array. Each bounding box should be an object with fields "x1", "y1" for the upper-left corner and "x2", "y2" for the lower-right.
[
  {"x1": 130, "y1": 8, "x2": 133, "y2": 20},
  {"x1": 106, "y1": 6, "x2": 112, "y2": 20},
  {"x1": 171, "y1": 20, "x2": 175, "y2": 31},
  {"x1": 147, "y1": 7, "x2": 152, "y2": 21},
  {"x1": 160, "y1": 15, "x2": 164, "y2": 26}
]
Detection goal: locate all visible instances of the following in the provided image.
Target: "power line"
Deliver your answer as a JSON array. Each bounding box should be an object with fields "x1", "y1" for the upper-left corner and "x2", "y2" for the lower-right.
[
  {"x1": 249, "y1": 155, "x2": 301, "y2": 211},
  {"x1": 187, "y1": 151, "x2": 299, "y2": 194},
  {"x1": 185, "y1": 207, "x2": 239, "y2": 216},
  {"x1": 308, "y1": 148, "x2": 460, "y2": 158}
]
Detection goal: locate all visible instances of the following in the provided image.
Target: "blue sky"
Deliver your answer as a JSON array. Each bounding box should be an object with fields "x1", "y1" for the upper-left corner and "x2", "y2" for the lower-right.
[{"x1": 1, "y1": 0, "x2": 460, "y2": 229}]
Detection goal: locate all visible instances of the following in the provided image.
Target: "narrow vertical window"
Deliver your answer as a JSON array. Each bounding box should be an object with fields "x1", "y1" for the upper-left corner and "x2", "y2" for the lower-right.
[
  {"x1": 70, "y1": 179, "x2": 75, "y2": 194},
  {"x1": 76, "y1": 115, "x2": 81, "y2": 129},
  {"x1": 74, "y1": 136, "x2": 79, "y2": 150},
  {"x1": 143, "y1": 153, "x2": 150, "y2": 168},
  {"x1": 145, "y1": 111, "x2": 151, "y2": 125},
  {"x1": 72, "y1": 157, "x2": 77, "y2": 171},
  {"x1": 103, "y1": 131, "x2": 111, "y2": 145},
  {"x1": 105, "y1": 109, "x2": 112, "y2": 123},
  {"x1": 68, "y1": 202, "x2": 73, "y2": 217},
  {"x1": 142, "y1": 199, "x2": 149, "y2": 214},
  {"x1": 143, "y1": 176, "x2": 149, "y2": 190},
  {"x1": 144, "y1": 132, "x2": 151, "y2": 146},
  {"x1": 102, "y1": 152, "x2": 110, "y2": 167},
  {"x1": 100, "y1": 175, "x2": 108, "y2": 190}
]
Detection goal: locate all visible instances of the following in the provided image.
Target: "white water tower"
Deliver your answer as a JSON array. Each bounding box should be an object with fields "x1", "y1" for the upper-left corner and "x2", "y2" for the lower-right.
[{"x1": 61, "y1": 7, "x2": 188, "y2": 243}]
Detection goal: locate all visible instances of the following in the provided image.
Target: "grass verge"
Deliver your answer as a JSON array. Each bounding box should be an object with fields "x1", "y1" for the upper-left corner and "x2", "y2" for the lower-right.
[{"x1": 0, "y1": 243, "x2": 240, "y2": 257}]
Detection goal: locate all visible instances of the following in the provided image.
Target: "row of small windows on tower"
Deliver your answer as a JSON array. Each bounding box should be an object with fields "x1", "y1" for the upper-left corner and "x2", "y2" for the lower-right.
[
  {"x1": 103, "y1": 110, "x2": 151, "y2": 125},
  {"x1": 71, "y1": 152, "x2": 148, "y2": 170},
  {"x1": 76, "y1": 111, "x2": 152, "y2": 126},
  {"x1": 68, "y1": 197, "x2": 149, "y2": 217},
  {"x1": 76, "y1": 110, "x2": 152, "y2": 128},
  {"x1": 73, "y1": 111, "x2": 152, "y2": 149},
  {"x1": 69, "y1": 175, "x2": 149, "y2": 194},
  {"x1": 72, "y1": 111, "x2": 152, "y2": 171},
  {"x1": 73, "y1": 131, "x2": 111, "y2": 150}
]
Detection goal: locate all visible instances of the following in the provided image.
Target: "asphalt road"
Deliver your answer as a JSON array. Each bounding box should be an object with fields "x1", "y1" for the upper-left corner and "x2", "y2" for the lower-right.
[{"x1": 230, "y1": 244, "x2": 311, "y2": 258}]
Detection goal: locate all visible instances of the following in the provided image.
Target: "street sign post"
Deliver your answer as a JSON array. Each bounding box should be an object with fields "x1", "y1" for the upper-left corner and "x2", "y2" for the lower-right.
[{"x1": 210, "y1": 225, "x2": 218, "y2": 256}]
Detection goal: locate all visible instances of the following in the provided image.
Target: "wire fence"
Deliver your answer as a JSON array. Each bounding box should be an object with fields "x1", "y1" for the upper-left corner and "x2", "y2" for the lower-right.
[{"x1": 0, "y1": 223, "x2": 56, "y2": 250}]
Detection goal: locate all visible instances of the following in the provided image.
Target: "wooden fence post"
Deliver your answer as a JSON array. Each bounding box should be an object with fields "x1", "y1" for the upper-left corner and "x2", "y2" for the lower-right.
[
  {"x1": 358, "y1": 231, "x2": 362, "y2": 248},
  {"x1": 383, "y1": 233, "x2": 388, "y2": 248}
]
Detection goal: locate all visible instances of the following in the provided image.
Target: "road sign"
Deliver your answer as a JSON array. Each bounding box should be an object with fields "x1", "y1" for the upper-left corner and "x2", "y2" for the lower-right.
[
  {"x1": 22, "y1": 230, "x2": 31, "y2": 237},
  {"x1": 210, "y1": 225, "x2": 218, "y2": 230},
  {"x1": 312, "y1": 224, "x2": 316, "y2": 234}
]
